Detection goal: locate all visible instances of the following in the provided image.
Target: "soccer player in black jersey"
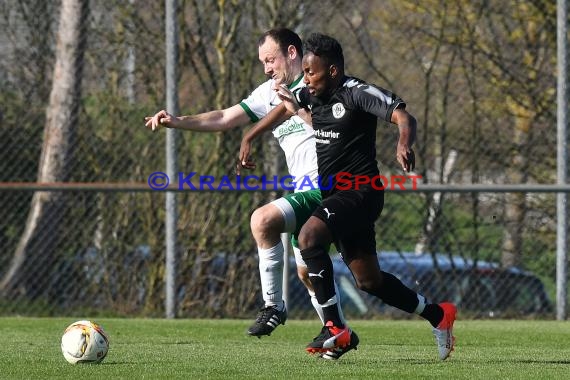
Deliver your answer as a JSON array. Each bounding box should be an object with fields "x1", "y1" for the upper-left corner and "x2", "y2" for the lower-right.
[{"x1": 239, "y1": 33, "x2": 457, "y2": 361}]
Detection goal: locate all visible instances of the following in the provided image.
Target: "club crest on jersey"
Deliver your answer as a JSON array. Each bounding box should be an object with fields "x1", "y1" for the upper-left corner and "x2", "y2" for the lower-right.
[{"x1": 332, "y1": 103, "x2": 345, "y2": 119}]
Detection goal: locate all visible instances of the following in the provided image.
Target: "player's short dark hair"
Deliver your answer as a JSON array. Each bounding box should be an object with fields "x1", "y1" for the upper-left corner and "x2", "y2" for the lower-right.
[
  {"x1": 258, "y1": 28, "x2": 303, "y2": 58},
  {"x1": 303, "y1": 33, "x2": 344, "y2": 69}
]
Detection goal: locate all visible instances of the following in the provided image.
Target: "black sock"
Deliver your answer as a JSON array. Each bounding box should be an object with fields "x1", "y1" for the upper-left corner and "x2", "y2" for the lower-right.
[
  {"x1": 370, "y1": 271, "x2": 444, "y2": 327},
  {"x1": 370, "y1": 271, "x2": 421, "y2": 313},
  {"x1": 421, "y1": 304, "x2": 444, "y2": 328},
  {"x1": 322, "y1": 305, "x2": 344, "y2": 327},
  {"x1": 300, "y1": 246, "x2": 343, "y2": 327}
]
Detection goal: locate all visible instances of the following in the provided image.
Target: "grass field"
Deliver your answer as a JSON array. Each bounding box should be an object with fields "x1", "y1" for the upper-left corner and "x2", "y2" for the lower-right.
[{"x1": 1, "y1": 317, "x2": 569, "y2": 379}]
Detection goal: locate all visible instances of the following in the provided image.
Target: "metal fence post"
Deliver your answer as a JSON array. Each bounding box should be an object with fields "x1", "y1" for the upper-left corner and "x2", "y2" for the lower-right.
[
  {"x1": 556, "y1": 0, "x2": 568, "y2": 321},
  {"x1": 165, "y1": 0, "x2": 179, "y2": 319}
]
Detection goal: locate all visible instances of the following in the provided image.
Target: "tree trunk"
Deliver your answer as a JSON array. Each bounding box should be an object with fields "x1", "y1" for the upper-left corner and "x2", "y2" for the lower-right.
[{"x1": 0, "y1": 0, "x2": 88, "y2": 299}]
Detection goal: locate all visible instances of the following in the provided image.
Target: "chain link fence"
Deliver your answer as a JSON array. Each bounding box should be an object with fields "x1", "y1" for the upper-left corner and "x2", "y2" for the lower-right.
[
  {"x1": 0, "y1": 188, "x2": 560, "y2": 319},
  {"x1": 0, "y1": 0, "x2": 565, "y2": 319}
]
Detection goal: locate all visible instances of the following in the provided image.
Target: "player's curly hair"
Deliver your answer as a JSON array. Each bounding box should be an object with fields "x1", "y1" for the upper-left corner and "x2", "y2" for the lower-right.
[{"x1": 303, "y1": 33, "x2": 344, "y2": 69}]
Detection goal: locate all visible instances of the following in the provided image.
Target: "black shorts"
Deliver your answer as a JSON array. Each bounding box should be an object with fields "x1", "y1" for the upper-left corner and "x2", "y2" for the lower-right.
[{"x1": 313, "y1": 188, "x2": 384, "y2": 262}]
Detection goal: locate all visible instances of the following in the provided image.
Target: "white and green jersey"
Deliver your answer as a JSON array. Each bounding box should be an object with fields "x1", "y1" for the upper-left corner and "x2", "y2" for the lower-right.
[{"x1": 239, "y1": 74, "x2": 318, "y2": 192}]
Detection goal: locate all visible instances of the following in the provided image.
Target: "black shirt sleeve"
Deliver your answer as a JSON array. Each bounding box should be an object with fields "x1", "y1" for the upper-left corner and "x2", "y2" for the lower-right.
[
  {"x1": 294, "y1": 87, "x2": 311, "y2": 112},
  {"x1": 349, "y1": 83, "x2": 405, "y2": 122}
]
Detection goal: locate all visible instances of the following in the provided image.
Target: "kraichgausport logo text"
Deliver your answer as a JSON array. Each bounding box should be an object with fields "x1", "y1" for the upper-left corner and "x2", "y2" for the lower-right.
[{"x1": 147, "y1": 171, "x2": 422, "y2": 191}]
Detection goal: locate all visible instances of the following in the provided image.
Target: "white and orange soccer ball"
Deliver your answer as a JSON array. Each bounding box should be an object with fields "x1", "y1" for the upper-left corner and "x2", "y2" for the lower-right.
[{"x1": 61, "y1": 320, "x2": 109, "y2": 364}]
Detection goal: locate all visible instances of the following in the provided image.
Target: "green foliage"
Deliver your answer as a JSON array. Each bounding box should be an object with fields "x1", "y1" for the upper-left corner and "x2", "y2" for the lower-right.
[
  {"x1": 379, "y1": 193, "x2": 507, "y2": 258},
  {"x1": 0, "y1": 89, "x2": 44, "y2": 182},
  {"x1": 0, "y1": 89, "x2": 45, "y2": 266}
]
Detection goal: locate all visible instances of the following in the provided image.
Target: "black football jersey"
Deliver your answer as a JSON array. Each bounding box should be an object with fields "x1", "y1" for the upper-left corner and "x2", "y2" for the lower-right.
[{"x1": 294, "y1": 76, "x2": 405, "y2": 195}]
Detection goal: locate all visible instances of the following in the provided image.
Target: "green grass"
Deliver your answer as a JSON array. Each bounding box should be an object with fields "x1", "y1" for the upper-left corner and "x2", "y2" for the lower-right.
[{"x1": 1, "y1": 318, "x2": 569, "y2": 379}]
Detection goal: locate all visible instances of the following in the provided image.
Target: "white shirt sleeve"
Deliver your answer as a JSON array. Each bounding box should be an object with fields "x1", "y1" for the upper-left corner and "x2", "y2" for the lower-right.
[{"x1": 238, "y1": 79, "x2": 278, "y2": 122}]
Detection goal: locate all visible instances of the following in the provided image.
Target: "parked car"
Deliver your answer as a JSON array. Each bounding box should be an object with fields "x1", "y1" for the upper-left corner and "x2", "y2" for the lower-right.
[
  {"x1": 286, "y1": 251, "x2": 553, "y2": 318},
  {"x1": 65, "y1": 246, "x2": 552, "y2": 319}
]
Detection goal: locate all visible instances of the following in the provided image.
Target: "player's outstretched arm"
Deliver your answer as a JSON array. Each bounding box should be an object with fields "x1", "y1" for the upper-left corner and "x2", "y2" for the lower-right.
[
  {"x1": 391, "y1": 107, "x2": 417, "y2": 172},
  {"x1": 144, "y1": 104, "x2": 250, "y2": 132},
  {"x1": 237, "y1": 103, "x2": 292, "y2": 173}
]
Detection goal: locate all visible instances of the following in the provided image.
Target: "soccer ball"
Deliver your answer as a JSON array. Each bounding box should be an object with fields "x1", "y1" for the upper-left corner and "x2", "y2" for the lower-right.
[{"x1": 61, "y1": 320, "x2": 109, "y2": 364}]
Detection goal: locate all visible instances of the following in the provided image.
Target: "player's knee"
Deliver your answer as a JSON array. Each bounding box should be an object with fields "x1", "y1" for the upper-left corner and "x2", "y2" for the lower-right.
[
  {"x1": 250, "y1": 207, "x2": 275, "y2": 235},
  {"x1": 298, "y1": 217, "x2": 331, "y2": 250},
  {"x1": 297, "y1": 225, "x2": 322, "y2": 249}
]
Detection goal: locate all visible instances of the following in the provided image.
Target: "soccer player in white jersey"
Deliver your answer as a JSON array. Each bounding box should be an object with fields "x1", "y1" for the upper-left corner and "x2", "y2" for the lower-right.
[{"x1": 145, "y1": 28, "x2": 358, "y2": 360}]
